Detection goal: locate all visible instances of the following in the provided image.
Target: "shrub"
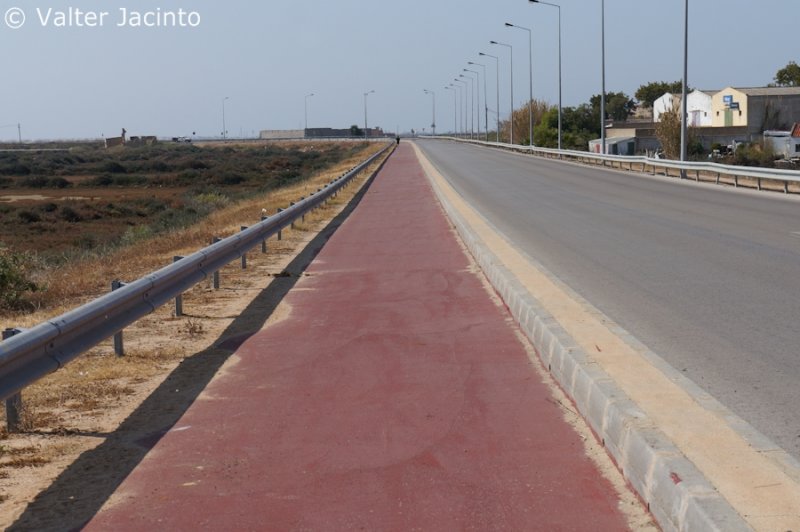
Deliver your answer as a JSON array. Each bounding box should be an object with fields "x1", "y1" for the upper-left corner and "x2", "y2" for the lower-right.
[
  {"x1": 59, "y1": 206, "x2": 83, "y2": 223},
  {"x1": 120, "y1": 225, "x2": 153, "y2": 246},
  {"x1": 18, "y1": 176, "x2": 49, "y2": 188},
  {"x1": 0, "y1": 246, "x2": 38, "y2": 310},
  {"x1": 48, "y1": 177, "x2": 72, "y2": 189},
  {"x1": 18, "y1": 211, "x2": 41, "y2": 223},
  {"x1": 84, "y1": 174, "x2": 114, "y2": 187},
  {"x1": 102, "y1": 161, "x2": 127, "y2": 174},
  {"x1": 0, "y1": 163, "x2": 31, "y2": 176}
]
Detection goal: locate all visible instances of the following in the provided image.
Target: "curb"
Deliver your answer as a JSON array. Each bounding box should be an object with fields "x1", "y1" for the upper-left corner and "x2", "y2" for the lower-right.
[{"x1": 424, "y1": 163, "x2": 752, "y2": 532}]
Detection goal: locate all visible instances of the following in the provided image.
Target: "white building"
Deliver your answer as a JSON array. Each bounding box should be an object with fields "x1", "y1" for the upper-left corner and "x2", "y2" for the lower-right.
[
  {"x1": 687, "y1": 90, "x2": 716, "y2": 127},
  {"x1": 653, "y1": 93, "x2": 679, "y2": 123},
  {"x1": 653, "y1": 90, "x2": 715, "y2": 126}
]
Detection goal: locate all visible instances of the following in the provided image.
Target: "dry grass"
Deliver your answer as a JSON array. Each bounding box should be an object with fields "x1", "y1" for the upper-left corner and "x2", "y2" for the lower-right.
[
  {"x1": 3, "y1": 142, "x2": 385, "y2": 325},
  {"x1": 0, "y1": 141, "x2": 393, "y2": 527}
]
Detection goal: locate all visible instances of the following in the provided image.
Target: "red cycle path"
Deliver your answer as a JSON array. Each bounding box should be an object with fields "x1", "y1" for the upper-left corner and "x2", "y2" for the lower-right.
[{"x1": 85, "y1": 145, "x2": 632, "y2": 531}]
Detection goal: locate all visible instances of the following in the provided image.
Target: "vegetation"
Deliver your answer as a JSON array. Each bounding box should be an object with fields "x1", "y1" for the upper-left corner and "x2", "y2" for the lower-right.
[
  {"x1": 0, "y1": 142, "x2": 369, "y2": 256},
  {"x1": 772, "y1": 61, "x2": 800, "y2": 87},
  {"x1": 730, "y1": 141, "x2": 777, "y2": 168},
  {"x1": 0, "y1": 247, "x2": 38, "y2": 310},
  {"x1": 635, "y1": 81, "x2": 684, "y2": 108},
  {"x1": 0, "y1": 141, "x2": 375, "y2": 311},
  {"x1": 654, "y1": 107, "x2": 703, "y2": 160},
  {"x1": 589, "y1": 92, "x2": 637, "y2": 122}
]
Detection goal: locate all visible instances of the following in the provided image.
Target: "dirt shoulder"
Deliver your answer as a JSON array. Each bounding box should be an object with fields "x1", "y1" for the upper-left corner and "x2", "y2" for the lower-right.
[{"x1": 0, "y1": 146, "x2": 392, "y2": 531}]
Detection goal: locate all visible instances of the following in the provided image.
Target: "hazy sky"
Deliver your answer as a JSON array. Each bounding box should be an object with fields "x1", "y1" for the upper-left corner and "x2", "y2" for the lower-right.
[{"x1": 0, "y1": 0, "x2": 797, "y2": 140}]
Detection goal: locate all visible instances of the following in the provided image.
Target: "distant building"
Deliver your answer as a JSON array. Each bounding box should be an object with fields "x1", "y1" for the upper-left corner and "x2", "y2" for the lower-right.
[
  {"x1": 653, "y1": 90, "x2": 715, "y2": 127},
  {"x1": 259, "y1": 127, "x2": 387, "y2": 140},
  {"x1": 260, "y1": 129, "x2": 305, "y2": 140},
  {"x1": 712, "y1": 87, "x2": 800, "y2": 132},
  {"x1": 687, "y1": 90, "x2": 716, "y2": 127},
  {"x1": 653, "y1": 93, "x2": 679, "y2": 123},
  {"x1": 588, "y1": 136, "x2": 636, "y2": 155},
  {"x1": 764, "y1": 123, "x2": 800, "y2": 159}
]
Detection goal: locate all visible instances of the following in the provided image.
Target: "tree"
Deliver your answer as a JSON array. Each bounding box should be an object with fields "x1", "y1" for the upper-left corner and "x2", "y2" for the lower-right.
[
  {"x1": 635, "y1": 81, "x2": 684, "y2": 108},
  {"x1": 654, "y1": 107, "x2": 700, "y2": 159},
  {"x1": 502, "y1": 99, "x2": 553, "y2": 145},
  {"x1": 349, "y1": 124, "x2": 363, "y2": 137},
  {"x1": 589, "y1": 92, "x2": 636, "y2": 122},
  {"x1": 773, "y1": 61, "x2": 800, "y2": 87}
]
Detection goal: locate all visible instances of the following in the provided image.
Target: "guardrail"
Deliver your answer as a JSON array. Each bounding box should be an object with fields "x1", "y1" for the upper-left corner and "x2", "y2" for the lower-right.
[
  {"x1": 439, "y1": 137, "x2": 800, "y2": 194},
  {"x1": 0, "y1": 142, "x2": 394, "y2": 427}
]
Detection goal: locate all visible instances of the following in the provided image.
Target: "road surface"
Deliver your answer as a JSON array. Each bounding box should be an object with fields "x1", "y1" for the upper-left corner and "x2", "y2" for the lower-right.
[{"x1": 416, "y1": 139, "x2": 800, "y2": 460}]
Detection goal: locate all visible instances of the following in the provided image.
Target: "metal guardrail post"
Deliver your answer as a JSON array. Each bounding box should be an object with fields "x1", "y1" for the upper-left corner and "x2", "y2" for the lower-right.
[
  {"x1": 212, "y1": 237, "x2": 222, "y2": 289},
  {"x1": 261, "y1": 216, "x2": 268, "y2": 253},
  {"x1": 290, "y1": 203, "x2": 296, "y2": 229},
  {"x1": 300, "y1": 198, "x2": 306, "y2": 222},
  {"x1": 277, "y1": 209, "x2": 283, "y2": 240},
  {"x1": 111, "y1": 280, "x2": 126, "y2": 356},
  {"x1": 2, "y1": 328, "x2": 23, "y2": 432},
  {"x1": 240, "y1": 226, "x2": 248, "y2": 269},
  {"x1": 173, "y1": 256, "x2": 184, "y2": 316}
]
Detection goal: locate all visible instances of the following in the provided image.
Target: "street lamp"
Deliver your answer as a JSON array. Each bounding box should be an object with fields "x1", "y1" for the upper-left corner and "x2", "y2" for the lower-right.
[
  {"x1": 461, "y1": 72, "x2": 478, "y2": 139},
  {"x1": 479, "y1": 52, "x2": 502, "y2": 143},
  {"x1": 490, "y1": 40, "x2": 514, "y2": 145},
  {"x1": 448, "y1": 84, "x2": 462, "y2": 136},
  {"x1": 680, "y1": 0, "x2": 689, "y2": 170},
  {"x1": 363, "y1": 90, "x2": 375, "y2": 139},
  {"x1": 444, "y1": 86, "x2": 457, "y2": 135},
  {"x1": 222, "y1": 96, "x2": 230, "y2": 140},
  {"x1": 469, "y1": 61, "x2": 489, "y2": 142},
  {"x1": 423, "y1": 89, "x2": 437, "y2": 135},
  {"x1": 601, "y1": 0, "x2": 606, "y2": 154},
  {"x1": 530, "y1": 0, "x2": 562, "y2": 150},
  {"x1": 304, "y1": 93, "x2": 314, "y2": 131},
  {"x1": 0, "y1": 123, "x2": 22, "y2": 144},
  {"x1": 458, "y1": 75, "x2": 474, "y2": 138},
  {"x1": 453, "y1": 79, "x2": 468, "y2": 139},
  {"x1": 464, "y1": 68, "x2": 482, "y2": 139},
  {"x1": 506, "y1": 22, "x2": 534, "y2": 147}
]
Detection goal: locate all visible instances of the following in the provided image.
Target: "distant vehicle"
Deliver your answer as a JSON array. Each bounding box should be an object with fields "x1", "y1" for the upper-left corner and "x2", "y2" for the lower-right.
[{"x1": 171, "y1": 136, "x2": 192, "y2": 143}]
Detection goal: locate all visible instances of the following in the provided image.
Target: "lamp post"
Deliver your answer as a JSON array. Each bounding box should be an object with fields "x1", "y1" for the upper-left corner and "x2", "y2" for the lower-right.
[
  {"x1": 453, "y1": 79, "x2": 468, "y2": 139},
  {"x1": 444, "y1": 86, "x2": 457, "y2": 135},
  {"x1": 462, "y1": 72, "x2": 478, "y2": 139},
  {"x1": 363, "y1": 90, "x2": 375, "y2": 139},
  {"x1": 459, "y1": 74, "x2": 474, "y2": 139},
  {"x1": 530, "y1": 0, "x2": 562, "y2": 150},
  {"x1": 490, "y1": 40, "x2": 514, "y2": 145},
  {"x1": 505, "y1": 22, "x2": 534, "y2": 146},
  {"x1": 0, "y1": 123, "x2": 22, "y2": 144},
  {"x1": 304, "y1": 93, "x2": 314, "y2": 131},
  {"x1": 479, "y1": 52, "x2": 501, "y2": 143},
  {"x1": 680, "y1": 0, "x2": 689, "y2": 172},
  {"x1": 601, "y1": 0, "x2": 606, "y2": 154},
  {"x1": 469, "y1": 62, "x2": 489, "y2": 142},
  {"x1": 222, "y1": 96, "x2": 230, "y2": 140},
  {"x1": 423, "y1": 89, "x2": 436, "y2": 136},
  {"x1": 449, "y1": 83, "x2": 462, "y2": 137},
  {"x1": 464, "y1": 68, "x2": 482, "y2": 139}
]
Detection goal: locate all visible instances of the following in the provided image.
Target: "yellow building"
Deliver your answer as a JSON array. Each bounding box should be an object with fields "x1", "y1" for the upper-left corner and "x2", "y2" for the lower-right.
[{"x1": 712, "y1": 87, "x2": 800, "y2": 131}]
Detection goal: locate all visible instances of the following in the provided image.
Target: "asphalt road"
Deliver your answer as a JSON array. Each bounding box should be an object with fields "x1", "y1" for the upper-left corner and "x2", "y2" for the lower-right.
[{"x1": 416, "y1": 139, "x2": 800, "y2": 460}]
